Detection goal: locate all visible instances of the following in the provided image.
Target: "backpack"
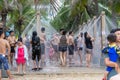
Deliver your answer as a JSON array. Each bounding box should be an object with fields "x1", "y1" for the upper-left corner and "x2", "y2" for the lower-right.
[{"x1": 32, "y1": 36, "x2": 40, "y2": 51}]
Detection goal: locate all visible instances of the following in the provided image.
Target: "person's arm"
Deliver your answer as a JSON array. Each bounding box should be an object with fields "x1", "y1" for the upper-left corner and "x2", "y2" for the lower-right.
[
  {"x1": 6, "y1": 40, "x2": 11, "y2": 63},
  {"x1": 105, "y1": 58, "x2": 119, "y2": 68}
]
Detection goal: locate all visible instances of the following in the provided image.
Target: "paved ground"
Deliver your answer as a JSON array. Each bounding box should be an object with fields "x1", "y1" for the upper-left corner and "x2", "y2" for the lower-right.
[{"x1": 2, "y1": 67, "x2": 104, "y2": 80}]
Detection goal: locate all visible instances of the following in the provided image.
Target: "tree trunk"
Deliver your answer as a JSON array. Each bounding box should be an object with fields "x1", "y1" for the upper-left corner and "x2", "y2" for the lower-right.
[
  {"x1": 93, "y1": 0, "x2": 98, "y2": 15},
  {"x1": 1, "y1": 10, "x2": 7, "y2": 31}
]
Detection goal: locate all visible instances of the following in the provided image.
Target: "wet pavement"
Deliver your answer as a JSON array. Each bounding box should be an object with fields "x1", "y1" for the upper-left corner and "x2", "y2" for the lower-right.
[{"x1": 3, "y1": 66, "x2": 104, "y2": 80}]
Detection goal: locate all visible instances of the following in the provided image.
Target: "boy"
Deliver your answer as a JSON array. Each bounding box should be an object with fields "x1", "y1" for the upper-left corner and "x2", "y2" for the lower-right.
[{"x1": 102, "y1": 33, "x2": 120, "y2": 80}]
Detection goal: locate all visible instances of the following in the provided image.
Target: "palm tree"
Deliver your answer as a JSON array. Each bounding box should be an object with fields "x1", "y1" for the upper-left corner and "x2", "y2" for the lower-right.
[
  {"x1": 0, "y1": 0, "x2": 13, "y2": 29},
  {"x1": 8, "y1": 0, "x2": 35, "y2": 36}
]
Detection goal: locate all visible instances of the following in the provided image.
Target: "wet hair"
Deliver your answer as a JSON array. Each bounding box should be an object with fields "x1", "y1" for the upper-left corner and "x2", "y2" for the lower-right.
[
  {"x1": 60, "y1": 28, "x2": 64, "y2": 32},
  {"x1": 69, "y1": 31, "x2": 73, "y2": 35},
  {"x1": 0, "y1": 30, "x2": 4, "y2": 36},
  {"x1": 84, "y1": 32, "x2": 88, "y2": 39},
  {"x1": 41, "y1": 27, "x2": 45, "y2": 32},
  {"x1": 107, "y1": 33, "x2": 116, "y2": 43},
  {"x1": 62, "y1": 30, "x2": 67, "y2": 35},
  {"x1": 9, "y1": 30, "x2": 14, "y2": 34},
  {"x1": 110, "y1": 28, "x2": 120, "y2": 33},
  {"x1": 80, "y1": 32, "x2": 83, "y2": 37},
  {"x1": 18, "y1": 37, "x2": 23, "y2": 42},
  {"x1": 32, "y1": 31, "x2": 37, "y2": 37}
]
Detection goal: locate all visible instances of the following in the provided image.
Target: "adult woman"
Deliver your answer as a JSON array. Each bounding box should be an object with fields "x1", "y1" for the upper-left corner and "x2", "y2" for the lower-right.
[
  {"x1": 59, "y1": 30, "x2": 68, "y2": 66},
  {"x1": 104, "y1": 29, "x2": 120, "y2": 80},
  {"x1": 84, "y1": 32, "x2": 94, "y2": 67},
  {"x1": 77, "y1": 33, "x2": 84, "y2": 65}
]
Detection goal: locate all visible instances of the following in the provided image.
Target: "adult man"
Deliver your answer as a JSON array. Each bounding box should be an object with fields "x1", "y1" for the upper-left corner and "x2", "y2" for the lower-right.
[
  {"x1": 68, "y1": 31, "x2": 74, "y2": 64},
  {"x1": 40, "y1": 27, "x2": 46, "y2": 65},
  {"x1": 8, "y1": 31, "x2": 16, "y2": 66},
  {"x1": 0, "y1": 30, "x2": 13, "y2": 80}
]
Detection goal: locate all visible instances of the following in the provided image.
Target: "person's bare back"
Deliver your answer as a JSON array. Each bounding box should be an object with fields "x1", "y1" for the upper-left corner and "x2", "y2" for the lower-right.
[
  {"x1": 0, "y1": 38, "x2": 10, "y2": 55},
  {"x1": 40, "y1": 32, "x2": 46, "y2": 44},
  {"x1": 68, "y1": 35, "x2": 74, "y2": 45}
]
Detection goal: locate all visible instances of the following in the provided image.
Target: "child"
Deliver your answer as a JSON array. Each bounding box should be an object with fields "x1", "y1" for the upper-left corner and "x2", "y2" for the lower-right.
[
  {"x1": 15, "y1": 37, "x2": 28, "y2": 74},
  {"x1": 102, "y1": 33, "x2": 120, "y2": 80},
  {"x1": 49, "y1": 44, "x2": 55, "y2": 61}
]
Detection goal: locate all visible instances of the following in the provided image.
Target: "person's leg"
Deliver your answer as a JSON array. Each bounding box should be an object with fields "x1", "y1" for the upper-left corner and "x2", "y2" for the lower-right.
[
  {"x1": 3, "y1": 57, "x2": 13, "y2": 79},
  {"x1": 6, "y1": 70, "x2": 13, "y2": 80},
  {"x1": 63, "y1": 52, "x2": 67, "y2": 66},
  {"x1": 86, "y1": 51, "x2": 89, "y2": 67},
  {"x1": 0, "y1": 70, "x2": 1, "y2": 80},
  {"x1": 22, "y1": 64, "x2": 26, "y2": 73},
  {"x1": 37, "y1": 51, "x2": 41, "y2": 68},
  {"x1": 32, "y1": 52, "x2": 37, "y2": 69},
  {"x1": 10, "y1": 53, "x2": 13, "y2": 66},
  {"x1": 60, "y1": 52, "x2": 64, "y2": 65},
  {"x1": 17, "y1": 64, "x2": 20, "y2": 73},
  {"x1": 87, "y1": 53, "x2": 91, "y2": 67},
  {"x1": 103, "y1": 71, "x2": 109, "y2": 80},
  {"x1": 78, "y1": 50, "x2": 83, "y2": 65}
]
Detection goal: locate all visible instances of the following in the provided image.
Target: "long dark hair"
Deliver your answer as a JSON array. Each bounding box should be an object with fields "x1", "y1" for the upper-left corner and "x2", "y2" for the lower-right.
[
  {"x1": 84, "y1": 32, "x2": 88, "y2": 39},
  {"x1": 32, "y1": 31, "x2": 37, "y2": 40}
]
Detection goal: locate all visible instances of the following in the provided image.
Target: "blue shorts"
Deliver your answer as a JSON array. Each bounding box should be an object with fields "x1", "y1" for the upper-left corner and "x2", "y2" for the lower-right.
[{"x1": 0, "y1": 54, "x2": 9, "y2": 70}]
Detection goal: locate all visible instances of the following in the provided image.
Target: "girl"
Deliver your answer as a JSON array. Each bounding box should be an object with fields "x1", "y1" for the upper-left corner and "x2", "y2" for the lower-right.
[
  {"x1": 15, "y1": 37, "x2": 28, "y2": 74},
  {"x1": 49, "y1": 44, "x2": 55, "y2": 61}
]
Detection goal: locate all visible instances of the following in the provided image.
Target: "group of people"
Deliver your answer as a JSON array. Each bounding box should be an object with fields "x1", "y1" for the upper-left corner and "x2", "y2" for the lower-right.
[
  {"x1": 1, "y1": 21, "x2": 120, "y2": 80},
  {"x1": 58, "y1": 29, "x2": 94, "y2": 67}
]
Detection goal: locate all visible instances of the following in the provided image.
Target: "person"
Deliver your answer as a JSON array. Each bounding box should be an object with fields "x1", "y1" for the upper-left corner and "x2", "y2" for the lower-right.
[
  {"x1": 59, "y1": 30, "x2": 68, "y2": 66},
  {"x1": 51, "y1": 33, "x2": 59, "y2": 61},
  {"x1": 77, "y1": 33, "x2": 84, "y2": 66},
  {"x1": 84, "y1": 32, "x2": 94, "y2": 67},
  {"x1": 68, "y1": 31, "x2": 74, "y2": 64},
  {"x1": 102, "y1": 33, "x2": 120, "y2": 80},
  {"x1": 74, "y1": 36, "x2": 78, "y2": 55},
  {"x1": 110, "y1": 74, "x2": 120, "y2": 80},
  {"x1": 31, "y1": 31, "x2": 41, "y2": 71},
  {"x1": 15, "y1": 37, "x2": 28, "y2": 74},
  {"x1": 8, "y1": 31, "x2": 16, "y2": 66},
  {"x1": 23, "y1": 34, "x2": 30, "y2": 51},
  {"x1": 23, "y1": 34, "x2": 31, "y2": 59},
  {"x1": 103, "y1": 28, "x2": 120, "y2": 80},
  {"x1": 0, "y1": 30, "x2": 13, "y2": 80},
  {"x1": 40, "y1": 27, "x2": 46, "y2": 66},
  {"x1": 49, "y1": 44, "x2": 55, "y2": 62}
]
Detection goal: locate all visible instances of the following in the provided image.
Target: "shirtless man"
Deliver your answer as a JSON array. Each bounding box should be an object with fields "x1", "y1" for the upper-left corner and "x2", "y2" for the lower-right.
[
  {"x1": 40, "y1": 27, "x2": 46, "y2": 66},
  {"x1": 51, "y1": 33, "x2": 59, "y2": 61},
  {"x1": 8, "y1": 31, "x2": 16, "y2": 66},
  {"x1": 68, "y1": 31, "x2": 74, "y2": 64},
  {"x1": 0, "y1": 30, "x2": 13, "y2": 80}
]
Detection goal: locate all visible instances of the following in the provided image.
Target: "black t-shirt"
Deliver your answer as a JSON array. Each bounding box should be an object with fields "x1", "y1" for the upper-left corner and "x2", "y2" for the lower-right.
[
  {"x1": 85, "y1": 37, "x2": 93, "y2": 49},
  {"x1": 32, "y1": 36, "x2": 40, "y2": 49}
]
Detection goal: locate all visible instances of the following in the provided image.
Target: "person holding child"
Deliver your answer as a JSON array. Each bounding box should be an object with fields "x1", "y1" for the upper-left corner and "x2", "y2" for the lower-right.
[
  {"x1": 103, "y1": 29, "x2": 120, "y2": 80},
  {"x1": 102, "y1": 33, "x2": 120, "y2": 80}
]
